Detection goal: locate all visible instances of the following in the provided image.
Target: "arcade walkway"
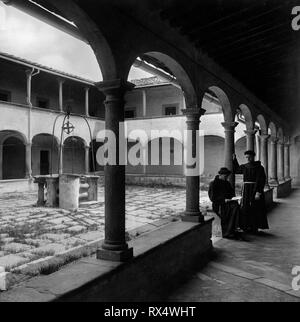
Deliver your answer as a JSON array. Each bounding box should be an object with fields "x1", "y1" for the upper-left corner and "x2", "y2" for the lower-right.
[{"x1": 168, "y1": 188, "x2": 300, "y2": 302}]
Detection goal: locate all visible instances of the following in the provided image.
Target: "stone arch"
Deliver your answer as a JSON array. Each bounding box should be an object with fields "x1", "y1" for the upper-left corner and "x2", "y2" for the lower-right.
[
  {"x1": 47, "y1": 0, "x2": 117, "y2": 80},
  {"x1": 0, "y1": 130, "x2": 28, "y2": 180},
  {"x1": 257, "y1": 114, "x2": 268, "y2": 134},
  {"x1": 126, "y1": 51, "x2": 197, "y2": 107},
  {"x1": 2, "y1": 137, "x2": 26, "y2": 180},
  {"x1": 277, "y1": 128, "x2": 284, "y2": 143},
  {"x1": 32, "y1": 133, "x2": 60, "y2": 175},
  {"x1": 294, "y1": 135, "x2": 300, "y2": 183},
  {"x1": 268, "y1": 122, "x2": 277, "y2": 138},
  {"x1": 0, "y1": 130, "x2": 28, "y2": 146},
  {"x1": 202, "y1": 135, "x2": 225, "y2": 178},
  {"x1": 237, "y1": 104, "x2": 254, "y2": 130},
  {"x1": 206, "y1": 86, "x2": 233, "y2": 123},
  {"x1": 63, "y1": 136, "x2": 86, "y2": 174}
]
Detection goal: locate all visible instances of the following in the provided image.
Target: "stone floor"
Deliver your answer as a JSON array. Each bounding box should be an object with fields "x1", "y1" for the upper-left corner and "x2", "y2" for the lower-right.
[
  {"x1": 168, "y1": 188, "x2": 300, "y2": 302},
  {"x1": 0, "y1": 182, "x2": 211, "y2": 273}
]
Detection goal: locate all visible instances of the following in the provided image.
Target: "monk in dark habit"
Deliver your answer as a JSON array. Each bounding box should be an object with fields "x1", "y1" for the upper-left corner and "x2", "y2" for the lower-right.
[
  {"x1": 209, "y1": 167, "x2": 244, "y2": 240},
  {"x1": 233, "y1": 150, "x2": 269, "y2": 234}
]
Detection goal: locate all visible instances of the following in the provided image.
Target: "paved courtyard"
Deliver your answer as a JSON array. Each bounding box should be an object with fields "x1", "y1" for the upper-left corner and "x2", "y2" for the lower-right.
[{"x1": 0, "y1": 183, "x2": 212, "y2": 277}]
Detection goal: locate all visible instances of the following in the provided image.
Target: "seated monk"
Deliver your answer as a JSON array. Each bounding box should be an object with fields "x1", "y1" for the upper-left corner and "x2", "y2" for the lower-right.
[{"x1": 208, "y1": 167, "x2": 244, "y2": 240}]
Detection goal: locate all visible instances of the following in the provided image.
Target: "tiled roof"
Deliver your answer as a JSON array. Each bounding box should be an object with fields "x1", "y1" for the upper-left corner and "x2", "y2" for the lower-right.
[
  {"x1": 0, "y1": 51, "x2": 95, "y2": 85},
  {"x1": 0, "y1": 52, "x2": 172, "y2": 88},
  {"x1": 131, "y1": 76, "x2": 170, "y2": 87}
]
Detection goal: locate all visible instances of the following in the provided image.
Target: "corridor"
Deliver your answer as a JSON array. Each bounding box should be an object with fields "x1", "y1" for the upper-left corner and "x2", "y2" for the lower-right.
[{"x1": 168, "y1": 188, "x2": 300, "y2": 302}]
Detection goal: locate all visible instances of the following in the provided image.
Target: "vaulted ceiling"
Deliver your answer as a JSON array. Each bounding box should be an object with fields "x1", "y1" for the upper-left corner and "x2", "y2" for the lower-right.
[
  {"x1": 37, "y1": 0, "x2": 300, "y2": 126},
  {"x1": 154, "y1": 0, "x2": 300, "y2": 123}
]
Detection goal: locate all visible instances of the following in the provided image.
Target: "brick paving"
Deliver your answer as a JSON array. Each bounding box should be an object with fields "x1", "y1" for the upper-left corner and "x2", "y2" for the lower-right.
[{"x1": 0, "y1": 183, "x2": 211, "y2": 272}]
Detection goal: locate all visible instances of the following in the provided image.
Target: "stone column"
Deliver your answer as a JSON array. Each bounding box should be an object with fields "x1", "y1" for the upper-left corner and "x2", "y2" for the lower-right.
[
  {"x1": 59, "y1": 144, "x2": 64, "y2": 175},
  {"x1": 85, "y1": 146, "x2": 90, "y2": 174},
  {"x1": 278, "y1": 141, "x2": 285, "y2": 183},
  {"x1": 284, "y1": 141, "x2": 291, "y2": 181},
  {"x1": 96, "y1": 79, "x2": 135, "y2": 262},
  {"x1": 182, "y1": 108, "x2": 206, "y2": 223},
  {"x1": 25, "y1": 69, "x2": 33, "y2": 106},
  {"x1": 222, "y1": 122, "x2": 239, "y2": 187},
  {"x1": 0, "y1": 144, "x2": 3, "y2": 180},
  {"x1": 85, "y1": 87, "x2": 90, "y2": 117},
  {"x1": 244, "y1": 129, "x2": 257, "y2": 152},
  {"x1": 58, "y1": 78, "x2": 65, "y2": 112},
  {"x1": 256, "y1": 134, "x2": 261, "y2": 160},
  {"x1": 260, "y1": 134, "x2": 270, "y2": 189},
  {"x1": 269, "y1": 137, "x2": 279, "y2": 186},
  {"x1": 25, "y1": 143, "x2": 32, "y2": 179},
  {"x1": 142, "y1": 90, "x2": 147, "y2": 117}
]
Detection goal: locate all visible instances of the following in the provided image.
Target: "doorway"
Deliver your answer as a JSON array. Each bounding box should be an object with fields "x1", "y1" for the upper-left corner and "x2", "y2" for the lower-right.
[{"x1": 40, "y1": 150, "x2": 50, "y2": 175}]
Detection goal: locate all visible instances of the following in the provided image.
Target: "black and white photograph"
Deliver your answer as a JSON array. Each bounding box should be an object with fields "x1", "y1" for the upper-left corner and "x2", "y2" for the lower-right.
[{"x1": 0, "y1": 0, "x2": 300, "y2": 306}]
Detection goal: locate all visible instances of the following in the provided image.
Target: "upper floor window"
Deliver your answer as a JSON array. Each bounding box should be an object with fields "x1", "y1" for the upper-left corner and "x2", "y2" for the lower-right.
[
  {"x1": 125, "y1": 108, "x2": 136, "y2": 119},
  {"x1": 36, "y1": 97, "x2": 50, "y2": 109},
  {"x1": 163, "y1": 104, "x2": 178, "y2": 116},
  {"x1": 0, "y1": 89, "x2": 11, "y2": 102}
]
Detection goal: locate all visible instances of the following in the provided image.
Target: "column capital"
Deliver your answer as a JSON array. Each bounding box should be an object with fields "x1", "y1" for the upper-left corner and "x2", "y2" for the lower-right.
[
  {"x1": 96, "y1": 79, "x2": 135, "y2": 97},
  {"x1": 182, "y1": 107, "x2": 206, "y2": 121},
  {"x1": 244, "y1": 129, "x2": 257, "y2": 136},
  {"x1": 277, "y1": 140, "x2": 284, "y2": 147},
  {"x1": 221, "y1": 121, "x2": 239, "y2": 131},
  {"x1": 25, "y1": 68, "x2": 34, "y2": 77},
  {"x1": 270, "y1": 136, "x2": 279, "y2": 144},
  {"x1": 57, "y1": 77, "x2": 65, "y2": 84},
  {"x1": 260, "y1": 134, "x2": 270, "y2": 140}
]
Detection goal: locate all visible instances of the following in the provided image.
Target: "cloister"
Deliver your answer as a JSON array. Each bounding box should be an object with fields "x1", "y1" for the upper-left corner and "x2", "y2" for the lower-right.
[{"x1": 0, "y1": 0, "x2": 299, "y2": 301}]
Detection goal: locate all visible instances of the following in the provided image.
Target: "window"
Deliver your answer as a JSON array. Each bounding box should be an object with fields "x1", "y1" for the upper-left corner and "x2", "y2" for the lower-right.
[
  {"x1": 125, "y1": 108, "x2": 136, "y2": 119},
  {"x1": 36, "y1": 97, "x2": 49, "y2": 109},
  {"x1": 164, "y1": 105, "x2": 178, "y2": 116},
  {"x1": 0, "y1": 90, "x2": 11, "y2": 102}
]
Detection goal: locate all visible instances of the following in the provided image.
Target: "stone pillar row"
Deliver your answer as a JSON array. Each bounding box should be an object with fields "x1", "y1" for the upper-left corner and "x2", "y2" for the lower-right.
[
  {"x1": 222, "y1": 122, "x2": 238, "y2": 188},
  {"x1": 182, "y1": 107, "x2": 206, "y2": 223},
  {"x1": 278, "y1": 141, "x2": 285, "y2": 183},
  {"x1": 96, "y1": 79, "x2": 135, "y2": 262},
  {"x1": 269, "y1": 137, "x2": 279, "y2": 186},
  {"x1": 260, "y1": 134, "x2": 270, "y2": 189},
  {"x1": 284, "y1": 141, "x2": 291, "y2": 181},
  {"x1": 244, "y1": 129, "x2": 257, "y2": 152}
]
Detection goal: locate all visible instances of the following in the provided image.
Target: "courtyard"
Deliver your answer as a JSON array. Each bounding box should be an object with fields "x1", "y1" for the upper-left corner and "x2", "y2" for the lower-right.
[{"x1": 0, "y1": 182, "x2": 213, "y2": 286}]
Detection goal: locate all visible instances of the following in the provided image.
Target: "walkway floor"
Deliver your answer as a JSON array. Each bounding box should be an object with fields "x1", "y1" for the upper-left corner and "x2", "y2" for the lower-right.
[
  {"x1": 0, "y1": 182, "x2": 211, "y2": 274},
  {"x1": 168, "y1": 188, "x2": 300, "y2": 302}
]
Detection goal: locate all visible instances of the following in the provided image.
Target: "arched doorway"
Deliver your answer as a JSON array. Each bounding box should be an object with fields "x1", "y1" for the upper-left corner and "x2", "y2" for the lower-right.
[
  {"x1": 2, "y1": 137, "x2": 25, "y2": 179},
  {"x1": 63, "y1": 136, "x2": 86, "y2": 174},
  {"x1": 32, "y1": 134, "x2": 59, "y2": 176}
]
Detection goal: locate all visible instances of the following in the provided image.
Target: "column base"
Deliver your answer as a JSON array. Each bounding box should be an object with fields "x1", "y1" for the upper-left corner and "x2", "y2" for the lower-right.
[
  {"x1": 269, "y1": 179, "x2": 279, "y2": 187},
  {"x1": 97, "y1": 247, "x2": 133, "y2": 262},
  {"x1": 181, "y1": 211, "x2": 204, "y2": 223}
]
